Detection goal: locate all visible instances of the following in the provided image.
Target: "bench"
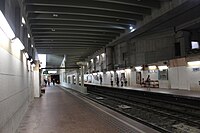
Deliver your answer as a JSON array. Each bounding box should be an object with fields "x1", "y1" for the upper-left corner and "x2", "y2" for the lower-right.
[{"x1": 141, "y1": 80, "x2": 159, "y2": 88}]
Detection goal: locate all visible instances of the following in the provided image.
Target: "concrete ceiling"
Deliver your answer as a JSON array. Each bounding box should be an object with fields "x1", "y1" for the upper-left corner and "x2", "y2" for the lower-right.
[
  {"x1": 24, "y1": 0, "x2": 165, "y2": 67},
  {"x1": 46, "y1": 54, "x2": 64, "y2": 68}
]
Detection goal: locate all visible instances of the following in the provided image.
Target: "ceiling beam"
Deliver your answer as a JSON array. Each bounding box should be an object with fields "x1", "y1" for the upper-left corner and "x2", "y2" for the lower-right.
[
  {"x1": 35, "y1": 44, "x2": 105, "y2": 47},
  {"x1": 29, "y1": 19, "x2": 128, "y2": 29},
  {"x1": 28, "y1": 13, "x2": 136, "y2": 25},
  {"x1": 31, "y1": 25, "x2": 125, "y2": 33},
  {"x1": 36, "y1": 46, "x2": 104, "y2": 49},
  {"x1": 94, "y1": 0, "x2": 161, "y2": 8},
  {"x1": 32, "y1": 34, "x2": 115, "y2": 39},
  {"x1": 32, "y1": 31, "x2": 120, "y2": 37},
  {"x1": 33, "y1": 37, "x2": 112, "y2": 41},
  {"x1": 37, "y1": 49, "x2": 99, "y2": 54},
  {"x1": 25, "y1": 0, "x2": 151, "y2": 15},
  {"x1": 34, "y1": 40, "x2": 109, "y2": 43},
  {"x1": 34, "y1": 38, "x2": 110, "y2": 43},
  {"x1": 35, "y1": 42, "x2": 106, "y2": 45},
  {"x1": 26, "y1": 5, "x2": 143, "y2": 20}
]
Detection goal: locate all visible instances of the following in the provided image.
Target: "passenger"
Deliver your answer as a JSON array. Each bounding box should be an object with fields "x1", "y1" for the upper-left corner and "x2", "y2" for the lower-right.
[
  {"x1": 47, "y1": 79, "x2": 50, "y2": 86},
  {"x1": 99, "y1": 74, "x2": 102, "y2": 85},
  {"x1": 145, "y1": 75, "x2": 151, "y2": 90},
  {"x1": 52, "y1": 78, "x2": 55, "y2": 85},
  {"x1": 111, "y1": 79, "x2": 113, "y2": 87},
  {"x1": 124, "y1": 78, "x2": 127, "y2": 86},
  {"x1": 110, "y1": 76, "x2": 113, "y2": 87},
  {"x1": 44, "y1": 79, "x2": 47, "y2": 87},
  {"x1": 116, "y1": 75, "x2": 119, "y2": 87},
  {"x1": 141, "y1": 78, "x2": 145, "y2": 86},
  {"x1": 120, "y1": 77, "x2": 123, "y2": 87}
]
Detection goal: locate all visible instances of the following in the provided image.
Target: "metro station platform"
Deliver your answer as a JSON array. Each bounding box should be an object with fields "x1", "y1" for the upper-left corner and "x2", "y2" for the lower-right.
[
  {"x1": 16, "y1": 86, "x2": 158, "y2": 133},
  {"x1": 85, "y1": 83, "x2": 200, "y2": 99}
]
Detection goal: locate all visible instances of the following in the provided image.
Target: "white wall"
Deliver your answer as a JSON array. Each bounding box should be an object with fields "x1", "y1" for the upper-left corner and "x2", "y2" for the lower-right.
[
  {"x1": 187, "y1": 66, "x2": 200, "y2": 91},
  {"x1": 130, "y1": 71, "x2": 137, "y2": 87},
  {"x1": 169, "y1": 66, "x2": 189, "y2": 90},
  {"x1": 0, "y1": 40, "x2": 34, "y2": 132}
]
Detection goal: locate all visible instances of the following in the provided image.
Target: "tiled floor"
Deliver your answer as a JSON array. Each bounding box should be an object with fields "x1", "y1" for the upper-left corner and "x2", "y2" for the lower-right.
[{"x1": 17, "y1": 86, "x2": 158, "y2": 133}]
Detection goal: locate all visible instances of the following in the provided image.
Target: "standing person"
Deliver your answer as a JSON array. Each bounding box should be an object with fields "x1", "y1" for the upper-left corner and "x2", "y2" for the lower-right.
[
  {"x1": 52, "y1": 78, "x2": 55, "y2": 85},
  {"x1": 110, "y1": 74, "x2": 113, "y2": 87},
  {"x1": 110, "y1": 78, "x2": 113, "y2": 87},
  {"x1": 116, "y1": 75, "x2": 119, "y2": 87},
  {"x1": 47, "y1": 78, "x2": 50, "y2": 86},
  {"x1": 44, "y1": 79, "x2": 47, "y2": 87},
  {"x1": 145, "y1": 75, "x2": 151, "y2": 90},
  {"x1": 120, "y1": 76, "x2": 124, "y2": 87},
  {"x1": 124, "y1": 77, "x2": 127, "y2": 86},
  {"x1": 141, "y1": 78, "x2": 145, "y2": 87},
  {"x1": 99, "y1": 74, "x2": 102, "y2": 85}
]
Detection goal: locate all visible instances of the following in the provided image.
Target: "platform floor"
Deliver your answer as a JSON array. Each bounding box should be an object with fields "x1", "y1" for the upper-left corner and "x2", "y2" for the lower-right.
[
  {"x1": 85, "y1": 83, "x2": 200, "y2": 98},
  {"x1": 17, "y1": 86, "x2": 158, "y2": 133}
]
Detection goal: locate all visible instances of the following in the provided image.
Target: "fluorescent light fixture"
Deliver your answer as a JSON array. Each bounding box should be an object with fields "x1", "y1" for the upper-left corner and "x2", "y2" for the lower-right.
[
  {"x1": 11, "y1": 38, "x2": 25, "y2": 50},
  {"x1": 135, "y1": 66, "x2": 142, "y2": 71},
  {"x1": 148, "y1": 65, "x2": 157, "y2": 70},
  {"x1": 22, "y1": 17, "x2": 26, "y2": 24},
  {"x1": 106, "y1": 71, "x2": 110, "y2": 74},
  {"x1": 131, "y1": 28, "x2": 136, "y2": 32},
  {"x1": 135, "y1": 66, "x2": 142, "y2": 70},
  {"x1": 53, "y1": 14, "x2": 58, "y2": 17},
  {"x1": 116, "y1": 70, "x2": 120, "y2": 73},
  {"x1": 158, "y1": 65, "x2": 168, "y2": 71},
  {"x1": 93, "y1": 73, "x2": 97, "y2": 75},
  {"x1": 28, "y1": 34, "x2": 30, "y2": 38},
  {"x1": 129, "y1": 25, "x2": 136, "y2": 32},
  {"x1": 48, "y1": 71, "x2": 57, "y2": 74},
  {"x1": 24, "y1": 52, "x2": 29, "y2": 59},
  {"x1": 191, "y1": 41, "x2": 199, "y2": 49},
  {"x1": 0, "y1": 10, "x2": 15, "y2": 39},
  {"x1": 125, "y1": 68, "x2": 131, "y2": 73},
  {"x1": 120, "y1": 70, "x2": 125, "y2": 73},
  {"x1": 98, "y1": 72, "x2": 103, "y2": 75},
  {"x1": 91, "y1": 59, "x2": 93, "y2": 62},
  {"x1": 31, "y1": 44, "x2": 33, "y2": 48},
  {"x1": 110, "y1": 71, "x2": 114, "y2": 74},
  {"x1": 188, "y1": 61, "x2": 200, "y2": 66}
]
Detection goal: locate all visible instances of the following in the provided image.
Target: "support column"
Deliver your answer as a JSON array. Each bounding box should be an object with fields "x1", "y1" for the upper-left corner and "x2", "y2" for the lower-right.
[
  {"x1": 106, "y1": 47, "x2": 114, "y2": 70},
  {"x1": 81, "y1": 66, "x2": 84, "y2": 87},
  {"x1": 64, "y1": 55, "x2": 67, "y2": 71},
  {"x1": 77, "y1": 61, "x2": 87, "y2": 86},
  {"x1": 64, "y1": 55, "x2": 67, "y2": 83},
  {"x1": 33, "y1": 60, "x2": 40, "y2": 97},
  {"x1": 76, "y1": 69, "x2": 79, "y2": 85}
]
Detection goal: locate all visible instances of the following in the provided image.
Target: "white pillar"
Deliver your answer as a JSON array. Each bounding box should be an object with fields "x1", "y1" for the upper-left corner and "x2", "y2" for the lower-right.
[{"x1": 33, "y1": 61, "x2": 40, "y2": 97}]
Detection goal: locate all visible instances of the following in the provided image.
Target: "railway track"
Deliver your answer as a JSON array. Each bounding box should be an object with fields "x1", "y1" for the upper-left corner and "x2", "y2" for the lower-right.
[{"x1": 85, "y1": 86, "x2": 200, "y2": 133}]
